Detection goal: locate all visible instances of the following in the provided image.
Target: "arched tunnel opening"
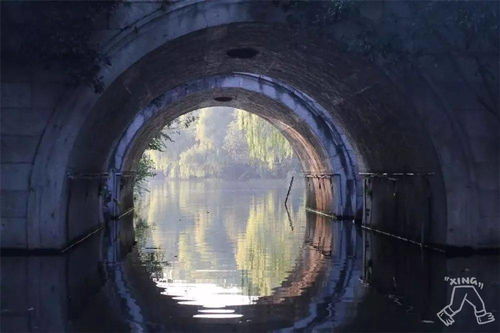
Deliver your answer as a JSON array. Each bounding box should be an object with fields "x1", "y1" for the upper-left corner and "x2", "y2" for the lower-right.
[
  {"x1": 1, "y1": 1, "x2": 498, "y2": 331},
  {"x1": 102, "y1": 79, "x2": 358, "y2": 257},
  {"x1": 130, "y1": 106, "x2": 313, "y2": 311},
  {"x1": 113, "y1": 89, "x2": 353, "y2": 218},
  {"x1": 119, "y1": 100, "x2": 340, "y2": 219},
  {"x1": 30, "y1": 20, "x2": 463, "y2": 254},
  {"x1": 98, "y1": 99, "x2": 360, "y2": 321}
]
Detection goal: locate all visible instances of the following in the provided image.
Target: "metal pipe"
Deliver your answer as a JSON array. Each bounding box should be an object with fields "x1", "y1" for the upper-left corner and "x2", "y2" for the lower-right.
[
  {"x1": 359, "y1": 172, "x2": 435, "y2": 178},
  {"x1": 360, "y1": 224, "x2": 445, "y2": 253},
  {"x1": 61, "y1": 225, "x2": 104, "y2": 253},
  {"x1": 113, "y1": 207, "x2": 135, "y2": 220},
  {"x1": 305, "y1": 207, "x2": 338, "y2": 220}
]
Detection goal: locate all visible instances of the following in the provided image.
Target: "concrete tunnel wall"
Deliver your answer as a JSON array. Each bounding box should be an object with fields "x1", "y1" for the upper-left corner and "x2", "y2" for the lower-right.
[{"x1": 1, "y1": 0, "x2": 498, "y2": 251}]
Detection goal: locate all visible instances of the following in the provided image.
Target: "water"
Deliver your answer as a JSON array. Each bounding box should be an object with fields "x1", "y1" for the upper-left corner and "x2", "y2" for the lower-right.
[
  {"x1": 134, "y1": 179, "x2": 308, "y2": 314},
  {"x1": 1, "y1": 179, "x2": 499, "y2": 332}
]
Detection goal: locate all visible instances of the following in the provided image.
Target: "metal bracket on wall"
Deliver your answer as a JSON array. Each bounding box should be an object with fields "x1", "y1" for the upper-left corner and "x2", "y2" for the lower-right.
[
  {"x1": 303, "y1": 173, "x2": 350, "y2": 219},
  {"x1": 359, "y1": 171, "x2": 435, "y2": 179},
  {"x1": 112, "y1": 207, "x2": 135, "y2": 221},
  {"x1": 360, "y1": 171, "x2": 437, "y2": 250},
  {"x1": 117, "y1": 171, "x2": 137, "y2": 178},
  {"x1": 360, "y1": 224, "x2": 445, "y2": 253},
  {"x1": 67, "y1": 171, "x2": 137, "y2": 179},
  {"x1": 304, "y1": 173, "x2": 338, "y2": 179},
  {"x1": 67, "y1": 172, "x2": 110, "y2": 180},
  {"x1": 305, "y1": 207, "x2": 338, "y2": 220}
]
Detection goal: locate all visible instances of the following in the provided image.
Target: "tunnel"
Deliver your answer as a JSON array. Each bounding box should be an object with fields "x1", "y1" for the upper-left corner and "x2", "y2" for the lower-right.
[
  {"x1": 27, "y1": 19, "x2": 452, "y2": 251},
  {"x1": 100, "y1": 73, "x2": 361, "y2": 252},
  {"x1": 1, "y1": 1, "x2": 499, "y2": 331},
  {"x1": 1, "y1": 0, "x2": 497, "y2": 252}
]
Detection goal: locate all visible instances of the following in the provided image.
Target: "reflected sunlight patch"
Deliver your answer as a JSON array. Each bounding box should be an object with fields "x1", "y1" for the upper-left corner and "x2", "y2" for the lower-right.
[
  {"x1": 193, "y1": 314, "x2": 243, "y2": 319},
  {"x1": 198, "y1": 309, "x2": 235, "y2": 313},
  {"x1": 156, "y1": 280, "x2": 259, "y2": 308}
]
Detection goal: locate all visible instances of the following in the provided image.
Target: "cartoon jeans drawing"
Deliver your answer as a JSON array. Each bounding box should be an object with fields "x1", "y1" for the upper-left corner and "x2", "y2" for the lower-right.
[{"x1": 437, "y1": 285, "x2": 495, "y2": 326}]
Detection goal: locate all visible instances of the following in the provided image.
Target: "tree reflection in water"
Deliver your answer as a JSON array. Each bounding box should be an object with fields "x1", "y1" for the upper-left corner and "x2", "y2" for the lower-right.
[
  {"x1": 2, "y1": 188, "x2": 497, "y2": 332},
  {"x1": 134, "y1": 178, "x2": 308, "y2": 309}
]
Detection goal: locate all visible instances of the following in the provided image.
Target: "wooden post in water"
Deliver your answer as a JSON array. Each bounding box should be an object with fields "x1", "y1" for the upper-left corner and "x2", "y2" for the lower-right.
[{"x1": 284, "y1": 176, "x2": 294, "y2": 207}]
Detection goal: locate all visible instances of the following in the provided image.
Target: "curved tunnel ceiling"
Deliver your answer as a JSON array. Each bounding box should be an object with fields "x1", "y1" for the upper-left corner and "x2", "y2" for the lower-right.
[
  {"x1": 110, "y1": 72, "x2": 360, "y2": 215},
  {"x1": 112, "y1": 73, "x2": 357, "y2": 181},
  {"x1": 0, "y1": 0, "x2": 489, "y2": 252},
  {"x1": 71, "y1": 23, "x2": 441, "y2": 176},
  {"x1": 63, "y1": 22, "x2": 447, "y2": 245}
]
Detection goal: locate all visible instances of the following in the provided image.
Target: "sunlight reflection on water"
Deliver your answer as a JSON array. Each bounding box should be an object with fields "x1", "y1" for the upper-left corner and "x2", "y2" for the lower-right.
[{"x1": 135, "y1": 178, "x2": 306, "y2": 318}]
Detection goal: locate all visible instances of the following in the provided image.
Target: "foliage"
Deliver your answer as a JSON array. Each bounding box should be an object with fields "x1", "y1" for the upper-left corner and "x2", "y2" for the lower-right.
[
  {"x1": 177, "y1": 108, "x2": 232, "y2": 177},
  {"x1": 146, "y1": 108, "x2": 300, "y2": 180},
  {"x1": 13, "y1": 2, "x2": 121, "y2": 93},
  {"x1": 134, "y1": 153, "x2": 156, "y2": 194},
  {"x1": 237, "y1": 111, "x2": 294, "y2": 170},
  {"x1": 276, "y1": 0, "x2": 498, "y2": 58},
  {"x1": 277, "y1": 0, "x2": 357, "y2": 27},
  {"x1": 135, "y1": 114, "x2": 199, "y2": 193},
  {"x1": 147, "y1": 115, "x2": 199, "y2": 151},
  {"x1": 135, "y1": 217, "x2": 166, "y2": 279},
  {"x1": 273, "y1": 0, "x2": 499, "y2": 114},
  {"x1": 147, "y1": 133, "x2": 172, "y2": 152}
]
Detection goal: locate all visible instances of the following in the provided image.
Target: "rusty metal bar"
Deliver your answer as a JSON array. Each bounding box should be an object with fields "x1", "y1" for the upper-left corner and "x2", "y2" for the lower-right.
[
  {"x1": 67, "y1": 172, "x2": 110, "y2": 180},
  {"x1": 60, "y1": 225, "x2": 104, "y2": 253},
  {"x1": 113, "y1": 207, "x2": 135, "y2": 220},
  {"x1": 305, "y1": 207, "x2": 338, "y2": 220},
  {"x1": 359, "y1": 172, "x2": 435, "y2": 177},
  {"x1": 118, "y1": 171, "x2": 138, "y2": 178},
  {"x1": 67, "y1": 171, "x2": 137, "y2": 179},
  {"x1": 304, "y1": 173, "x2": 336, "y2": 179},
  {"x1": 360, "y1": 224, "x2": 445, "y2": 253}
]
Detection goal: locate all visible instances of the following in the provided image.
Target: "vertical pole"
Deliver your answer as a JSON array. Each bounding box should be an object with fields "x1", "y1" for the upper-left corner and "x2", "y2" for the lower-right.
[
  {"x1": 65, "y1": 177, "x2": 72, "y2": 246},
  {"x1": 284, "y1": 176, "x2": 294, "y2": 207},
  {"x1": 362, "y1": 224, "x2": 369, "y2": 283},
  {"x1": 332, "y1": 174, "x2": 342, "y2": 218},
  {"x1": 107, "y1": 169, "x2": 121, "y2": 263},
  {"x1": 114, "y1": 172, "x2": 122, "y2": 260},
  {"x1": 285, "y1": 204, "x2": 294, "y2": 231},
  {"x1": 362, "y1": 177, "x2": 367, "y2": 225}
]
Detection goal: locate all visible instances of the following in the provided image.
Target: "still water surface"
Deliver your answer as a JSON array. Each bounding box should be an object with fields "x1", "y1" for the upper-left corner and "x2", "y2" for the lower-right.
[
  {"x1": 1, "y1": 179, "x2": 498, "y2": 332},
  {"x1": 134, "y1": 179, "x2": 309, "y2": 315}
]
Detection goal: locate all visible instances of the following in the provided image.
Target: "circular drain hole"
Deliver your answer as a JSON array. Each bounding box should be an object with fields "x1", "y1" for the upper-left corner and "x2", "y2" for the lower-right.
[
  {"x1": 214, "y1": 96, "x2": 233, "y2": 102},
  {"x1": 226, "y1": 47, "x2": 259, "y2": 59}
]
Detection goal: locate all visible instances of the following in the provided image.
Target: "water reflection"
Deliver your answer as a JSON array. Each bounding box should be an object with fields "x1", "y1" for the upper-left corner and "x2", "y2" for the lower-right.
[
  {"x1": 134, "y1": 179, "x2": 308, "y2": 312},
  {"x1": 1, "y1": 179, "x2": 498, "y2": 332}
]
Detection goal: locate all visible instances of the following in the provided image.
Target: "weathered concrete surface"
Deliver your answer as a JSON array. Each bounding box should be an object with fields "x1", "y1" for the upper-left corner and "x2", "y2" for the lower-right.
[
  {"x1": 0, "y1": 232, "x2": 112, "y2": 332},
  {"x1": 1, "y1": 0, "x2": 498, "y2": 250}
]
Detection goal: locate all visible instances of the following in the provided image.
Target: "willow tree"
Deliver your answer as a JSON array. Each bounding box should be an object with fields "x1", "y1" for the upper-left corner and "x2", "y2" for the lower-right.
[{"x1": 236, "y1": 110, "x2": 294, "y2": 170}]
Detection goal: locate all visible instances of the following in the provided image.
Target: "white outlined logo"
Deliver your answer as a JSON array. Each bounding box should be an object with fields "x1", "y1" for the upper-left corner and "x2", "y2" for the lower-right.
[{"x1": 437, "y1": 276, "x2": 495, "y2": 326}]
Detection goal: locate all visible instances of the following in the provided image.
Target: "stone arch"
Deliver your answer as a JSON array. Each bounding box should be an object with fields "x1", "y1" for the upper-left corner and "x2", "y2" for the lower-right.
[
  {"x1": 20, "y1": 0, "x2": 496, "y2": 252},
  {"x1": 108, "y1": 73, "x2": 360, "y2": 230}
]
